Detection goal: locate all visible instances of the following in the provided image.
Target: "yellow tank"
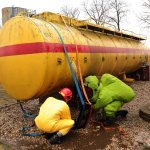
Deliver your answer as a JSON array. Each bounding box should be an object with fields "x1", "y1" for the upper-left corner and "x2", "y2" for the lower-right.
[{"x1": 0, "y1": 12, "x2": 149, "y2": 100}]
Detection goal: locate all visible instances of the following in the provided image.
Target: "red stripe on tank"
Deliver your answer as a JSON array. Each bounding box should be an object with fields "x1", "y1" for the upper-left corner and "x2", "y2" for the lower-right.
[{"x1": 0, "y1": 42, "x2": 149, "y2": 57}]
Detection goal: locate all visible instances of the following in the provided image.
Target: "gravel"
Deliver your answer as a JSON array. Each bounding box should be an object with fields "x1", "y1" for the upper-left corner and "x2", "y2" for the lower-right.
[
  {"x1": 0, "y1": 81, "x2": 150, "y2": 150},
  {"x1": 104, "y1": 81, "x2": 150, "y2": 150}
]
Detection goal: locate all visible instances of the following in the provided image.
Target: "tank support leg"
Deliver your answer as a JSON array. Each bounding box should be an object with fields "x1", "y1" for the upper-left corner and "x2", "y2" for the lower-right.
[{"x1": 122, "y1": 73, "x2": 135, "y2": 83}]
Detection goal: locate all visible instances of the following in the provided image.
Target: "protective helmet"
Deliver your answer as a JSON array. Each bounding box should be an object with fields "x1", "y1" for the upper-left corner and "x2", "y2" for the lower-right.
[{"x1": 59, "y1": 88, "x2": 72, "y2": 102}]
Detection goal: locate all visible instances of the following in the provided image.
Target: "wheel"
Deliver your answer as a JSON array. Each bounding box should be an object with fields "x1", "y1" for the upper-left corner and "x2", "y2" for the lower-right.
[{"x1": 139, "y1": 103, "x2": 150, "y2": 122}]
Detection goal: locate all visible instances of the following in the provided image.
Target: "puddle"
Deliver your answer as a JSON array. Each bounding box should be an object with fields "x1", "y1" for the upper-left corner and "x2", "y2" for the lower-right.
[{"x1": 60, "y1": 128, "x2": 116, "y2": 150}]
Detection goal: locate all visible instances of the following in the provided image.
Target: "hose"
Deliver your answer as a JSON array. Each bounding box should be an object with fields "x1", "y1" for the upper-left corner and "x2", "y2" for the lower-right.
[{"x1": 60, "y1": 15, "x2": 93, "y2": 125}]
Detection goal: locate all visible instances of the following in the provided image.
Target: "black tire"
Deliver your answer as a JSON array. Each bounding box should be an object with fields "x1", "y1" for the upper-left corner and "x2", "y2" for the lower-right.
[{"x1": 139, "y1": 103, "x2": 150, "y2": 122}]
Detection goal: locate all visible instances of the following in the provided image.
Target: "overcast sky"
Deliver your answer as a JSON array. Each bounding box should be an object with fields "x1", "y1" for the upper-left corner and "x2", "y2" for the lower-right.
[{"x1": 0, "y1": 0, "x2": 150, "y2": 46}]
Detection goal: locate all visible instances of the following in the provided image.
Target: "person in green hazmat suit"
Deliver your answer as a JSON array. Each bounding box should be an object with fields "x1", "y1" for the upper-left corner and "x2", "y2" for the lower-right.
[
  {"x1": 35, "y1": 88, "x2": 74, "y2": 144},
  {"x1": 84, "y1": 74, "x2": 135, "y2": 126}
]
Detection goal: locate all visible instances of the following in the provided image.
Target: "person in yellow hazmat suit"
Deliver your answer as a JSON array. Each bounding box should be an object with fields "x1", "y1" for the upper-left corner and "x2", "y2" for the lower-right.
[{"x1": 35, "y1": 88, "x2": 75, "y2": 144}]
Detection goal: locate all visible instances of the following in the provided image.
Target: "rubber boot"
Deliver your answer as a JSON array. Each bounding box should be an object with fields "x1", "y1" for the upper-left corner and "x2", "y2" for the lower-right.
[
  {"x1": 116, "y1": 110, "x2": 128, "y2": 118},
  {"x1": 49, "y1": 134, "x2": 62, "y2": 144},
  {"x1": 44, "y1": 133, "x2": 56, "y2": 140},
  {"x1": 103, "y1": 117, "x2": 115, "y2": 127}
]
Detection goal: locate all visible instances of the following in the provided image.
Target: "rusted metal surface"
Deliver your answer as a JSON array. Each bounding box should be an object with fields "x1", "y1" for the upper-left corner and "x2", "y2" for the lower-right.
[{"x1": 0, "y1": 85, "x2": 16, "y2": 109}]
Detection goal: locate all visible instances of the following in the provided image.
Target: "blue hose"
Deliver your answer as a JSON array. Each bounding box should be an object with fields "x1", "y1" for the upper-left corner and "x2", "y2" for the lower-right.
[{"x1": 48, "y1": 22, "x2": 85, "y2": 106}]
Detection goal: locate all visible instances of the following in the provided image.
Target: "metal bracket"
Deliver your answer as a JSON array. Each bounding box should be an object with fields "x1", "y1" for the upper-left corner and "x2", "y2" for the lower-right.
[{"x1": 57, "y1": 58, "x2": 62, "y2": 64}]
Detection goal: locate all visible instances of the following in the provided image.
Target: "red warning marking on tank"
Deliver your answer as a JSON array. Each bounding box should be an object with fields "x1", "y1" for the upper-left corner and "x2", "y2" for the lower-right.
[{"x1": 0, "y1": 42, "x2": 149, "y2": 57}]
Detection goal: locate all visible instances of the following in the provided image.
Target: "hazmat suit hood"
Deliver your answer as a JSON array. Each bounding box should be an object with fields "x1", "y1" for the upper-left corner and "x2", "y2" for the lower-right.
[
  {"x1": 101, "y1": 74, "x2": 117, "y2": 86},
  {"x1": 84, "y1": 75, "x2": 100, "y2": 103}
]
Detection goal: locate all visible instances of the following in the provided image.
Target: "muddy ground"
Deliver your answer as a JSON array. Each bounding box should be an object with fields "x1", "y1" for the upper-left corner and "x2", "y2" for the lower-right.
[{"x1": 0, "y1": 81, "x2": 150, "y2": 150}]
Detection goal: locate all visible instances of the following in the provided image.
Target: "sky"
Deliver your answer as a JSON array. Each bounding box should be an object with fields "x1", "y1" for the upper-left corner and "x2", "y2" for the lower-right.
[{"x1": 0, "y1": 0, "x2": 150, "y2": 46}]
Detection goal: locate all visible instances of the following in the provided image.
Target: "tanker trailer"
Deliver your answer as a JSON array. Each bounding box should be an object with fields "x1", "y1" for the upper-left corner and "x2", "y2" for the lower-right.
[{"x1": 0, "y1": 12, "x2": 149, "y2": 100}]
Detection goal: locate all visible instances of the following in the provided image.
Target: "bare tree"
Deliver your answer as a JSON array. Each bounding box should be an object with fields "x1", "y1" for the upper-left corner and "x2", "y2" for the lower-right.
[
  {"x1": 139, "y1": 0, "x2": 150, "y2": 28},
  {"x1": 60, "y1": 5, "x2": 80, "y2": 19},
  {"x1": 108, "y1": 0, "x2": 128, "y2": 30},
  {"x1": 82, "y1": 0, "x2": 110, "y2": 25}
]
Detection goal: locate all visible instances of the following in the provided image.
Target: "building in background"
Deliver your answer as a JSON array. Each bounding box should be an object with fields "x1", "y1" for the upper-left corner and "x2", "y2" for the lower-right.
[{"x1": 2, "y1": 6, "x2": 36, "y2": 25}]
